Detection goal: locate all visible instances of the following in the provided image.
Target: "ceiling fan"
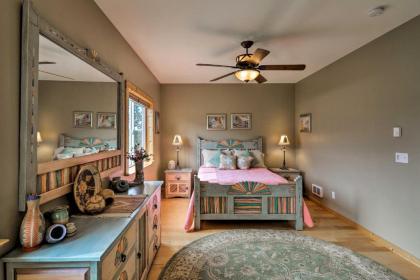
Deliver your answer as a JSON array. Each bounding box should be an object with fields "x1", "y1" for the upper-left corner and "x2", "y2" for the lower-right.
[
  {"x1": 197, "y1": 40, "x2": 305, "y2": 83},
  {"x1": 39, "y1": 61, "x2": 74, "y2": 80}
]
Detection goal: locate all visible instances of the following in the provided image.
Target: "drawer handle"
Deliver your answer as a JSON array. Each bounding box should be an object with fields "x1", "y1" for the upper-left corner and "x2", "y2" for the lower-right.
[
  {"x1": 137, "y1": 252, "x2": 142, "y2": 259},
  {"x1": 120, "y1": 253, "x2": 127, "y2": 263},
  {"x1": 153, "y1": 224, "x2": 158, "y2": 230}
]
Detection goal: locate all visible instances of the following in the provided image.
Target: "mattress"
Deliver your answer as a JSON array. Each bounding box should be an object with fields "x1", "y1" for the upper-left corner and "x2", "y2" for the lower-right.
[{"x1": 198, "y1": 167, "x2": 288, "y2": 185}]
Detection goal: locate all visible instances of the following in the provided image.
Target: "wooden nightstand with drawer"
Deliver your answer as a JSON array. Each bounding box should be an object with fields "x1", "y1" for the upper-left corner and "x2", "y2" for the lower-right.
[
  {"x1": 269, "y1": 168, "x2": 302, "y2": 182},
  {"x1": 165, "y1": 168, "x2": 193, "y2": 198}
]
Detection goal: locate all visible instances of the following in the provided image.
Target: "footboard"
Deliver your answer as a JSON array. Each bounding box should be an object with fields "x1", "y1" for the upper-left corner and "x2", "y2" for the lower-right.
[{"x1": 194, "y1": 175, "x2": 303, "y2": 230}]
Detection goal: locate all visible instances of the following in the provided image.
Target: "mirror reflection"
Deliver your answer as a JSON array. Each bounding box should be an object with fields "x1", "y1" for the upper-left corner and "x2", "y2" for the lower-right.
[{"x1": 37, "y1": 35, "x2": 118, "y2": 163}]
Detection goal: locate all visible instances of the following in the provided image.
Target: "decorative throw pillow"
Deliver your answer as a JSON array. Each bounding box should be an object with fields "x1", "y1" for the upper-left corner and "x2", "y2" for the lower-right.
[
  {"x1": 237, "y1": 156, "x2": 253, "y2": 170},
  {"x1": 219, "y1": 154, "x2": 237, "y2": 170},
  {"x1": 202, "y1": 149, "x2": 221, "y2": 167},
  {"x1": 249, "y1": 150, "x2": 266, "y2": 168}
]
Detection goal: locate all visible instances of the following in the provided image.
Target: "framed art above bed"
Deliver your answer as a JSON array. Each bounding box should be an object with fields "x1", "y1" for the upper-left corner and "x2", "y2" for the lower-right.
[
  {"x1": 230, "y1": 113, "x2": 252, "y2": 129},
  {"x1": 206, "y1": 113, "x2": 226, "y2": 130}
]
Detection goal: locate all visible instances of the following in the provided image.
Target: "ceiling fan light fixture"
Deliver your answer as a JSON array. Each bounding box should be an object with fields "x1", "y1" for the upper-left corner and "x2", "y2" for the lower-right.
[{"x1": 235, "y1": 69, "x2": 260, "y2": 82}]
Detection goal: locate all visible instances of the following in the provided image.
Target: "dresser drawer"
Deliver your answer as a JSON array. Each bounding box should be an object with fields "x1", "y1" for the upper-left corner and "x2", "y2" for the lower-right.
[
  {"x1": 102, "y1": 222, "x2": 137, "y2": 280},
  {"x1": 15, "y1": 268, "x2": 89, "y2": 280},
  {"x1": 115, "y1": 249, "x2": 136, "y2": 280},
  {"x1": 166, "y1": 172, "x2": 191, "y2": 182}
]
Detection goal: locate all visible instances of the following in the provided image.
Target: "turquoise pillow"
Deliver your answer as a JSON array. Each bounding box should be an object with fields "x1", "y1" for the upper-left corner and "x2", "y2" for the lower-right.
[
  {"x1": 233, "y1": 149, "x2": 251, "y2": 158},
  {"x1": 202, "y1": 149, "x2": 221, "y2": 167}
]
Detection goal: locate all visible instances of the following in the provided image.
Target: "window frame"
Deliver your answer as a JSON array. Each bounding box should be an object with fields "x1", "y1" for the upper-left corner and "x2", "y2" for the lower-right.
[{"x1": 124, "y1": 81, "x2": 154, "y2": 175}]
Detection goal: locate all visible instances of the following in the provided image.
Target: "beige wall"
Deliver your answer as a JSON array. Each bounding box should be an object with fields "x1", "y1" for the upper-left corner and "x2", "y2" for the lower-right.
[
  {"x1": 0, "y1": 0, "x2": 161, "y2": 260},
  {"x1": 0, "y1": 0, "x2": 21, "y2": 261},
  {"x1": 160, "y1": 84, "x2": 295, "y2": 172},
  {"x1": 38, "y1": 81, "x2": 118, "y2": 163},
  {"x1": 295, "y1": 16, "x2": 420, "y2": 258}
]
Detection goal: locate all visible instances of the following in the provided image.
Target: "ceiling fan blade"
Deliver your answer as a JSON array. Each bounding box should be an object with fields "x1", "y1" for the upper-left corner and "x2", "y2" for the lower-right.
[
  {"x1": 249, "y1": 48, "x2": 270, "y2": 65},
  {"x1": 39, "y1": 70, "x2": 74, "y2": 80},
  {"x1": 39, "y1": 61, "x2": 56, "y2": 65},
  {"x1": 258, "y1": 64, "x2": 306, "y2": 71},
  {"x1": 255, "y1": 74, "x2": 267, "y2": 84},
  {"x1": 197, "y1": 63, "x2": 238, "y2": 69},
  {"x1": 210, "y1": 71, "x2": 237, "y2": 82}
]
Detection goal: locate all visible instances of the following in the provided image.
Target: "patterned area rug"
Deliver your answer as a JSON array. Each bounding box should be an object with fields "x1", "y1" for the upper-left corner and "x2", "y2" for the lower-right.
[{"x1": 159, "y1": 230, "x2": 404, "y2": 280}]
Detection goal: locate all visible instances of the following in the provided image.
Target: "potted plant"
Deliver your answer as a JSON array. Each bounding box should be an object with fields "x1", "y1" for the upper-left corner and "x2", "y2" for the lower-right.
[{"x1": 127, "y1": 145, "x2": 152, "y2": 185}]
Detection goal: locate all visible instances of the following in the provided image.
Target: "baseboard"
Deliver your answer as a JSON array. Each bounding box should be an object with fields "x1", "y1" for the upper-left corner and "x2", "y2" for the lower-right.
[{"x1": 306, "y1": 194, "x2": 420, "y2": 268}]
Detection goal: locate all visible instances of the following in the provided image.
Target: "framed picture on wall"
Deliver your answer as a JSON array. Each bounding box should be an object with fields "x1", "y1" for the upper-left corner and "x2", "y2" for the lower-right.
[
  {"x1": 73, "y1": 111, "x2": 93, "y2": 128},
  {"x1": 206, "y1": 113, "x2": 226, "y2": 130},
  {"x1": 230, "y1": 113, "x2": 252, "y2": 129},
  {"x1": 97, "y1": 112, "x2": 117, "y2": 129},
  {"x1": 299, "y1": 113, "x2": 312, "y2": 133}
]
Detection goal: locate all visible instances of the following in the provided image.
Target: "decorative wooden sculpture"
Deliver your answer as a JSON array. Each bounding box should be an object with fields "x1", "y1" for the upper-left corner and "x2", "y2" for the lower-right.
[{"x1": 73, "y1": 165, "x2": 103, "y2": 214}]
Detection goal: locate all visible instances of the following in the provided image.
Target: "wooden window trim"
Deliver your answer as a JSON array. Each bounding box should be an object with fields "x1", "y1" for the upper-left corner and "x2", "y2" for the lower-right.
[{"x1": 125, "y1": 81, "x2": 154, "y2": 175}]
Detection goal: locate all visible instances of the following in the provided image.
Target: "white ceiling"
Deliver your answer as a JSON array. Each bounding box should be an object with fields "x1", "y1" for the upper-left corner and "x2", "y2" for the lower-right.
[
  {"x1": 39, "y1": 35, "x2": 115, "y2": 82},
  {"x1": 95, "y1": 0, "x2": 420, "y2": 84}
]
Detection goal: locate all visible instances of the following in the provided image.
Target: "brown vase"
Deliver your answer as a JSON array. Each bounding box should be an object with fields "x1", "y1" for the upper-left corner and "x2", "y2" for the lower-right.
[
  {"x1": 134, "y1": 160, "x2": 144, "y2": 185},
  {"x1": 19, "y1": 194, "x2": 45, "y2": 251}
]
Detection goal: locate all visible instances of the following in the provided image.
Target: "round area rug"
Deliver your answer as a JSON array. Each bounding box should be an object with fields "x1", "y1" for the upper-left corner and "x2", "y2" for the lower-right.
[{"x1": 159, "y1": 230, "x2": 404, "y2": 280}]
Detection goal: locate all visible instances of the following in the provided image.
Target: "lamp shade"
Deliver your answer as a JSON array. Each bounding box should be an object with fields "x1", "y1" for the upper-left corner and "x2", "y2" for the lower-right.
[
  {"x1": 278, "y1": 135, "x2": 290, "y2": 146},
  {"x1": 172, "y1": 134, "x2": 183, "y2": 146},
  {"x1": 37, "y1": 132, "x2": 43, "y2": 143},
  {"x1": 235, "y1": 69, "x2": 260, "y2": 82}
]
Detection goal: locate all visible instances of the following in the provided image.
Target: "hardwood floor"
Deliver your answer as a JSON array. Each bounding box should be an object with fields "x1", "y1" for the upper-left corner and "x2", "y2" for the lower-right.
[{"x1": 148, "y1": 198, "x2": 420, "y2": 280}]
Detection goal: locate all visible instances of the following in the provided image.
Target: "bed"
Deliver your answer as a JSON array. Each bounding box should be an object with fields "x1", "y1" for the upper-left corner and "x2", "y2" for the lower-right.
[{"x1": 190, "y1": 137, "x2": 305, "y2": 231}]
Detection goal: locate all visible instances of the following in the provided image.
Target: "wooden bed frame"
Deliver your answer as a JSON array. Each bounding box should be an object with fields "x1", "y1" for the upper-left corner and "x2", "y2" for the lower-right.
[{"x1": 194, "y1": 137, "x2": 303, "y2": 230}]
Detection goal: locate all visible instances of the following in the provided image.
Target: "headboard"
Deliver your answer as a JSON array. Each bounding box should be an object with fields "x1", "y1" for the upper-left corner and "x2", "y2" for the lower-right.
[{"x1": 196, "y1": 137, "x2": 263, "y2": 169}]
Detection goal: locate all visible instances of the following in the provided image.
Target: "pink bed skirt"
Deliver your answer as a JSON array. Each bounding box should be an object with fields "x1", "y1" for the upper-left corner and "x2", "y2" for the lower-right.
[{"x1": 184, "y1": 191, "x2": 314, "y2": 232}]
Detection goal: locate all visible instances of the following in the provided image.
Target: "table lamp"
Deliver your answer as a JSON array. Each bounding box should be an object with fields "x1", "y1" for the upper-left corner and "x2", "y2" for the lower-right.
[
  {"x1": 37, "y1": 132, "x2": 43, "y2": 146},
  {"x1": 172, "y1": 134, "x2": 183, "y2": 169},
  {"x1": 278, "y1": 135, "x2": 290, "y2": 170}
]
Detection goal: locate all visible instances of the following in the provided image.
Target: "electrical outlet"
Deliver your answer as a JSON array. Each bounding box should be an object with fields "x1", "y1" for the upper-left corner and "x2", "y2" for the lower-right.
[
  {"x1": 312, "y1": 184, "x2": 323, "y2": 198},
  {"x1": 395, "y1": 152, "x2": 408, "y2": 164},
  {"x1": 331, "y1": 191, "x2": 336, "y2": 200}
]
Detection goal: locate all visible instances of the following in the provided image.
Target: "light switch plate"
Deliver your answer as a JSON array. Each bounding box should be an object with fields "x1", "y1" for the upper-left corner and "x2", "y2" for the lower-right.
[
  {"x1": 395, "y1": 152, "x2": 408, "y2": 163},
  {"x1": 393, "y1": 127, "x2": 401, "y2": 137}
]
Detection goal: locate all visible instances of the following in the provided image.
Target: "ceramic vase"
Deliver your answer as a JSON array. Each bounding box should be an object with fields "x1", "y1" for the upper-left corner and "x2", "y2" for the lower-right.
[
  {"x1": 45, "y1": 224, "x2": 67, "y2": 244},
  {"x1": 51, "y1": 205, "x2": 69, "y2": 225},
  {"x1": 134, "y1": 160, "x2": 144, "y2": 184},
  {"x1": 20, "y1": 194, "x2": 45, "y2": 251}
]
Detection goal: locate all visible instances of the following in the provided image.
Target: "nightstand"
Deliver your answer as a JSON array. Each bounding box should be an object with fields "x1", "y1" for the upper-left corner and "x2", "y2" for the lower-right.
[
  {"x1": 269, "y1": 168, "x2": 302, "y2": 182},
  {"x1": 164, "y1": 168, "x2": 193, "y2": 198}
]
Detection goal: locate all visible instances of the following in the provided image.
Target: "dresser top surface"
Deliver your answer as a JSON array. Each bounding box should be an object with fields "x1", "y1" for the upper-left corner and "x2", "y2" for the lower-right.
[
  {"x1": 3, "y1": 217, "x2": 131, "y2": 262},
  {"x1": 3, "y1": 181, "x2": 163, "y2": 263}
]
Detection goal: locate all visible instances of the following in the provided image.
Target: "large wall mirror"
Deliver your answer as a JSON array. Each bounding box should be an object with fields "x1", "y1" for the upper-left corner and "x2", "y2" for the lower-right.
[{"x1": 19, "y1": 1, "x2": 124, "y2": 211}]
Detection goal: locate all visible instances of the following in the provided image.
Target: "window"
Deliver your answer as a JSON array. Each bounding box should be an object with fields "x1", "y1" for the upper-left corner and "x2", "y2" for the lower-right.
[
  {"x1": 125, "y1": 81, "x2": 154, "y2": 175},
  {"x1": 128, "y1": 99, "x2": 146, "y2": 167}
]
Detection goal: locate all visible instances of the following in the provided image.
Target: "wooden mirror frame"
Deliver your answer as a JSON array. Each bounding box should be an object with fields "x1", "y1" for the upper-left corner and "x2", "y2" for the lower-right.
[{"x1": 19, "y1": 0, "x2": 124, "y2": 211}]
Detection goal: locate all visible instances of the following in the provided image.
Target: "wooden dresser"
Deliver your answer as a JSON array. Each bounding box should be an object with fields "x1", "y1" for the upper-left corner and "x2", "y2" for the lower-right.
[
  {"x1": 2, "y1": 181, "x2": 163, "y2": 280},
  {"x1": 164, "y1": 168, "x2": 193, "y2": 198}
]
